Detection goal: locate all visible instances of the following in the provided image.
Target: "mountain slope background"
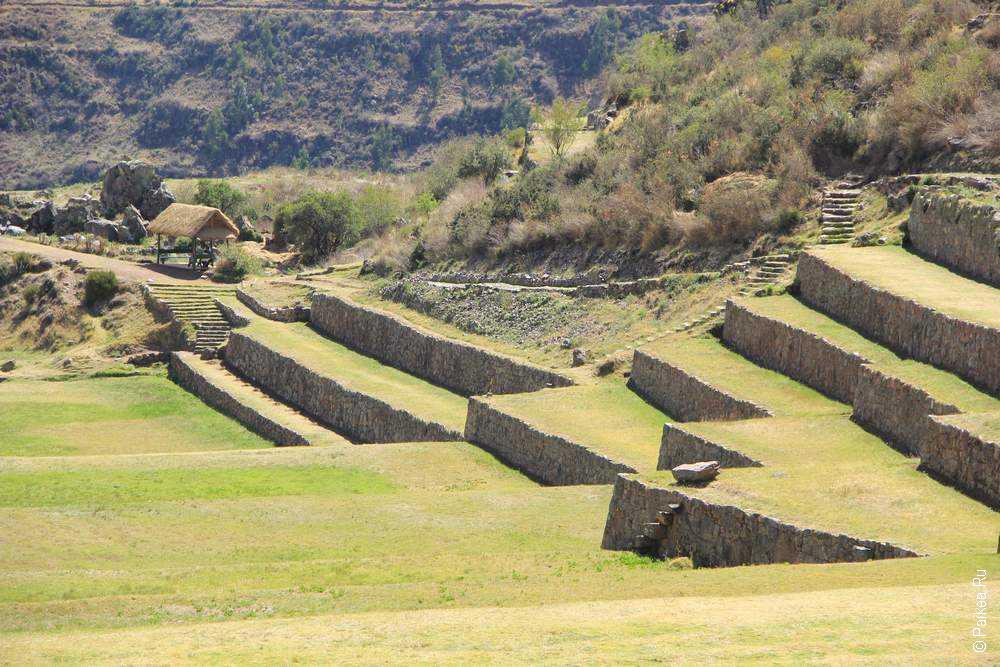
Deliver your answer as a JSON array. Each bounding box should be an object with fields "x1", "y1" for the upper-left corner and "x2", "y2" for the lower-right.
[{"x1": 0, "y1": 0, "x2": 709, "y2": 189}]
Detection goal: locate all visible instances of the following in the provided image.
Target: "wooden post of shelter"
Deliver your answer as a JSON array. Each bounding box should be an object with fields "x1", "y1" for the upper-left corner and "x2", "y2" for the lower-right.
[{"x1": 146, "y1": 204, "x2": 239, "y2": 271}]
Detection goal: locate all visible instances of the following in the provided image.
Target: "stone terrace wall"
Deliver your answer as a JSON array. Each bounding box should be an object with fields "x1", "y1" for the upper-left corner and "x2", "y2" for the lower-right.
[
  {"x1": 629, "y1": 350, "x2": 772, "y2": 421},
  {"x1": 601, "y1": 475, "x2": 918, "y2": 567},
  {"x1": 923, "y1": 416, "x2": 1000, "y2": 510},
  {"x1": 236, "y1": 288, "x2": 310, "y2": 323},
  {"x1": 657, "y1": 423, "x2": 762, "y2": 470},
  {"x1": 168, "y1": 352, "x2": 309, "y2": 446},
  {"x1": 908, "y1": 190, "x2": 1000, "y2": 287},
  {"x1": 310, "y1": 293, "x2": 573, "y2": 396},
  {"x1": 225, "y1": 331, "x2": 461, "y2": 443},
  {"x1": 721, "y1": 300, "x2": 868, "y2": 404},
  {"x1": 797, "y1": 252, "x2": 1000, "y2": 395},
  {"x1": 851, "y1": 365, "x2": 960, "y2": 457},
  {"x1": 464, "y1": 398, "x2": 635, "y2": 485}
]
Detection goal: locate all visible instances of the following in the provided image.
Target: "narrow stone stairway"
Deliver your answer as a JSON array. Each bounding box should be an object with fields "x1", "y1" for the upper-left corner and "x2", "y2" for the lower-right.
[
  {"x1": 147, "y1": 283, "x2": 236, "y2": 355},
  {"x1": 737, "y1": 254, "x2": 793, "y2": 297},
  {"x1": 819, "y1": 175, "x2": 864, "y2": 245}
]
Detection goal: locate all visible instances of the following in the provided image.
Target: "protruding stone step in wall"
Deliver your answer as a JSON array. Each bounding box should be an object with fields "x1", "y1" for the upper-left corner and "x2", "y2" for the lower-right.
[
  {"x1": 907, "y1": 190, "x2": 1000, "y2": 287},
  {"x1": 310, "y1": 292, "x2": 573, "y2": 396},
  {"x1": 168, "y1": 351, "x2": 351, "y2": 447},
  {"x1": 464, "y1": 397, "x2": 636, "y2": 485},
  {"x1": 796, "y1": 247, "x2": 1000, "y2": 395},
  {"x1": 601, "y1": 475, "x2": 918, "y2": 567}
]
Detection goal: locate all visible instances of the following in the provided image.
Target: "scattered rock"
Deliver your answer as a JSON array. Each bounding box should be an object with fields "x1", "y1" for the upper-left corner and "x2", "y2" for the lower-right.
[
  {"x1": 0, "y1": 360, "x2": 15, "y2": 372},
  {"x1": 84, "y1": 218, "x2": 133, "y2": 243},
  {"x1": 852, "y1": 231, "x2": 886, "y2": 247},
  {"x1": 560, "y1": 338, "x2": 573, "y2": 349},
  {"x1": 571, "y1": 348, "x2": 588, "y2": 367},
  {"x1": 671, "y1": 461, "x2": 720, "y2": 484},
  {"x1": 3, "y1": 225, "x2": 26, "y2": 236}
]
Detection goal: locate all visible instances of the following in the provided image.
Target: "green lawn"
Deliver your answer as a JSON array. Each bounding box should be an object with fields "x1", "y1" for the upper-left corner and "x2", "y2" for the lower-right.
[
  {"x1": 0, "y1": 377, "x2": 271, "y2": 456},
  {"x1": 640, "y1": 336, "x2": 847, "y2": 417},
  {"x1": 237, "y1": 308, "x2": 469, "y2": 433},
  {"x1": 741, "y1": 295, "x2": 1000, "y2": 413},
  {"x1": 809, "y1": 245, "x2": 1000, "y2": 326},
  {"x1": 479, "y1": 381, "x2": 670, "y2": 471}
]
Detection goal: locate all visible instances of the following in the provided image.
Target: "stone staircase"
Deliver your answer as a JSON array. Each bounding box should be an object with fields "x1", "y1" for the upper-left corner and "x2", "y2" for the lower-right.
[
  {"x1": 146, "y1": 283, "x2": 236, "y2": 356},
  {"x1": 819, "y1": 174, "x2": 864, "y2": 245}
]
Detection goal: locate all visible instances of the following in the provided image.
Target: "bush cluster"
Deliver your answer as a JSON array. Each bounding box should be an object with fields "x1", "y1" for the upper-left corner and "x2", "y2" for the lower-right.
[{"x1": 83, "y1": 271, "x2": 118, "y2": 307}]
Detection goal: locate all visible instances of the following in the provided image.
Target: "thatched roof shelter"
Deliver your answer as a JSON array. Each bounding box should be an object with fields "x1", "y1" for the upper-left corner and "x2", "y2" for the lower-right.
[{"x1": 147, "y1": 203, "x2": 239, "y2": 241}]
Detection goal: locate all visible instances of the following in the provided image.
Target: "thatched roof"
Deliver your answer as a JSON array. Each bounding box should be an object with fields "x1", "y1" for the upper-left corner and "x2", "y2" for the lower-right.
[{"x1": 147, "y1": 203, "x2": 239, "y2": 240}]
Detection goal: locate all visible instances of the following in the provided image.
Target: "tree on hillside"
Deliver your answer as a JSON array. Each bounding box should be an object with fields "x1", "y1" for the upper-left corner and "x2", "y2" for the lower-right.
[
  {"x1": 427, "y1": 44, "x2": 447, "y2": 102},
  {"x1": 370, "y1": 124, "x2": 401, "y2": 171},
  {"x1": 532, "y1": 98, "x2": 586, "y2": 159},
  {"x1": 274, "y1": 191, "x2": 360, "y2": 262},
  {"x1": 193, "y1": 179, "x2": 249, "y2": 220}
]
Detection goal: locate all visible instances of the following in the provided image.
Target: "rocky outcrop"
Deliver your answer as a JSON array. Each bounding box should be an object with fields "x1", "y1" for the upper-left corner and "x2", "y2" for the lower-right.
[
  {"x1": 84, "y1": 219, "x2": 132, "y2": 243},
  {"x1": 658, "y1": 423, "x2": 762, "y2": 470},
  {"x1": 851, "y1": 365, "x2": 960, "y2": 457},
  {"x1": 100, "y1": 160, "x2": 175, "y2": 219},
  {"x1": 629, "y1": 350, "x2": 772, "y2": 421},
  {"x1": 908, "y1": 191, "x2": 1000, "y2": 287},
  {"x1": 464, "y1": 398, "x2": 634, "y2": 485},
  {"x1": 169, "y1": 352, "x2": 309, "y2": 446},
  {"x1": 224, "y1": 331, "x2": 461, "y2": 443},
  {"x1": 53, "y1": 194, "x2": 102, "y2": 235},
  {"x1": 236, "y1": 288, "x2": 310, "y2": 323},
  {"x1": 722, "y1": 300, "x2": 867, "y2": 404},
  {"x1": 309, "y1": 293, "x2": 572, "y2": 396},
  {"x1": 121, "y1": 205, "x2": 147, "y2": 241},
  {"x1": 922, "y1": 416, "x2": 1000, "y2": 510},
  {"x1": 796, "y1": 251, "x2": 1000, "y2": 395},
  {"x1": 601, "y1": 475, "x2": 918, "y2": 567}
]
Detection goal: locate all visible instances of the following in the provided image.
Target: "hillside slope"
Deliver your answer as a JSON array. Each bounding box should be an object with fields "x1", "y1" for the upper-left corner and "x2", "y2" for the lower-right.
[{"x1": 0, "y1": 0, "x2": 710, "y2": 189}]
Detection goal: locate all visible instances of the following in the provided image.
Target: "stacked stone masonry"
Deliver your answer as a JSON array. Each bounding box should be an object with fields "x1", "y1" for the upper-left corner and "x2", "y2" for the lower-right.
[
  {"x1": 908, "y1": 190, "x2": 1000, "y2": 287},
  {"x1": 168, "y1": 352, "x2": 310, "y2": 446},
  {"x1": 922, "y1": 416, "x2": 1000, "y2": 511},
  {"x1": 602, "y1": 475, "x2": 918, "y2": 567},
  {"x1": 310, "y1": 293, "x2": 573, "y2": 396},
  {"x1": 464, "y1": 398, "x2": 635, "y2": 485},
  {"x1": 236, "y1": 288, "x2": 310, "y2": 322},
  {"x1": 796, "y1": 252, "x2": 1000, "y2": 395},
  {"x1": 658, "y1": 423, "x2": 762, "y2": 470},
  {"x1": 224, "y1": 331, "x2": 461, "y2": 443},
  {"x1": 629, "y1": 350, "x2": 772, "y2": 421}
]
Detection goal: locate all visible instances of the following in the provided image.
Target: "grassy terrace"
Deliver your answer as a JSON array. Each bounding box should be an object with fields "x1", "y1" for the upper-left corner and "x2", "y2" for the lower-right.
[
  {"x1": 179, "y1": 354, "x2": 352, "y2": 447},
  {"x1": 809, "y1": 245, "x2": 1000, "y2": 327},
  {"x1": 479, "y1": 381, "x2": 670, "y2": 472},
  {"x1": 237, "y1": 310, "x2": 469, "y2": 434},
  {"x1": 641, "y1": 336, "x2": 847, "y2": 417},
  {"x1": 936, "y1": 412, "x2": 1000, "y2": 441},
  {"x1": 0, "y1": 376, "x2": 271, "y2": 456},
  {"x1": 657, "y1": 415, "x2": 997, "y2": 555},
  {"x1": 740, "y1": 295, "x2": 1000, "y2": 413}
]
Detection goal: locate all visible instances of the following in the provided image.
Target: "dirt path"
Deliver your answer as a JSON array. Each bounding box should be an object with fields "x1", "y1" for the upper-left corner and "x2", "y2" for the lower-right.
[{"x1": 0, "y1": 237, "x2": 211, "y2": 284}]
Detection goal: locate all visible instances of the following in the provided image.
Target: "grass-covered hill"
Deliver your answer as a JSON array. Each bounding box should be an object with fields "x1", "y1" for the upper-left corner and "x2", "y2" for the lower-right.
[{"x1": 0, "y1": 0, "x2": 709, "y2": 189}]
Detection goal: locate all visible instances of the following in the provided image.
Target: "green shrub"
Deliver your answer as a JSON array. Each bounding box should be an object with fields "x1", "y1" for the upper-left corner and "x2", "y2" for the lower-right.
[
  {"x1": 211, "y1": 245, "x2": 262, "y2": 283},
  {"x1": 774, "y1": 208, "x2": 804, "y2": 232},
  {"x1": 84, "y1": 271, "x2": 118, "y2": 307},
  {"x1": 193, "y1": 179, "x2": 250, "y2": 221},
  {"x1": 457, "y1": 137, "x2": 512, "y2": 185},
  {"x1": 275, "y1": 191, "x2": 360, "y2": 262}
]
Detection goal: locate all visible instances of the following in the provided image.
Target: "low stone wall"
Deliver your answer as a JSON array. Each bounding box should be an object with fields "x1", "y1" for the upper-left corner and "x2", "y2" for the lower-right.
[
  {"x1": 464, "y1": 398, "x2": 635, "y2": 485},
  {"x1": 214, "y1": 298, "x2": 251, "y2": 327},
  {"x1": 908, "y1": 190, "x2": 1000, "y2": 287},
  {"x1": 657, "y1": 423, "x2": 762, "y2": 470},
  {"x1": 310, "y1": 292, "x2": 573, "y2": 396},
  {"x1": 236, "y1": 288, "x2": 310, "y2": 322},
  {"x1": 601, "y1": 475, "x2": 918, "y2": 567},
  {"x1": 851, "y1": 365, "x2": 960, "y2": 457},
  {"x1": 224, "y1": 331, "x2": 462, "y2": 443},
  {"x1": 721, "y1": 300, "x2": 868, "y2": 404},
  {"x1": 796, "y1": 252, "x2": 1000, "y2": 395},
  {"x1": 922, "y1": 416, "x2": 1000, "y2": 510},
  {"x1": 629, "y1": 350, "x2": 772, "y2": 421},
  {"x1": 168, "y1": 352, "x2": 309, "y2": 446}
]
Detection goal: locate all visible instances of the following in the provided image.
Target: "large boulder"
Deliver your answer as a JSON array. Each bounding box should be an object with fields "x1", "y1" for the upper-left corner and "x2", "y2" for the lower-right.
[
  {"x1": 122, "y1": 204, "x2": 148, "y2": 241},
  {"x1": 84, "y1": 218, "x2": 133, "y2": 243},
  {"x1": 100, "y1": 160, "x2": 175, "y2": 219},
  {"x1": 28, "y1": 201, "x2": 58, "y2": 234},
  {"x1": 53, "y1": 193, "x2": 101, "y2": 235},
  {"x1": 671, "y1": 461, "x2": 721, "y2": 484}
]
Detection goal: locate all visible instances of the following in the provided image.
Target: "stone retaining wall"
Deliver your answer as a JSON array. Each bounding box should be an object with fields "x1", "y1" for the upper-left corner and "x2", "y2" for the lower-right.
[
  {"x1": 601, "y1": 475, "x2": 918, "y2": 567},
  {"x1": 629, "y1": 350, "x2": 772, "y2": 421},
  {"x1": 224, "y1": 331, "x2": 461, "y2": 443},
  {"x1": 464, "y1": 398, "x2": 635, "y2": 485},
  {"x1": 722, "y1": 300, "x2": 867, "y2": 404},
  {"x1": 796, "y1": 252, "x2": 1000, "y2": 395},
  {"x1": 908, "y1": 191, "x2": 1000, "y2": 287},
  {"x1": 851, "y1": 365, "x2": 960, "y2": 457},
  {"x1": 236, "y1": 288, "x2": 310, "y2": 322},
  {"x1": 168, "y1": 352, "x2": 309, "y2": 446},
  {"x1": 310, "y1": 292, "x2": 573, "y2": 396},
  {"x1": 657, "y1": 423, "x2": 762, "y2": 470},
  {"x1": 922, "y1": 416, "x2": 1000, "y2": 510}
]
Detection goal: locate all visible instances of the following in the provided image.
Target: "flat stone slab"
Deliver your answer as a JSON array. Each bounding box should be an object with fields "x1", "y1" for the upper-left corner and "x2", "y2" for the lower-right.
[{"x1": 672, "y1": 460, "x2": 720, "y2": 484}]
